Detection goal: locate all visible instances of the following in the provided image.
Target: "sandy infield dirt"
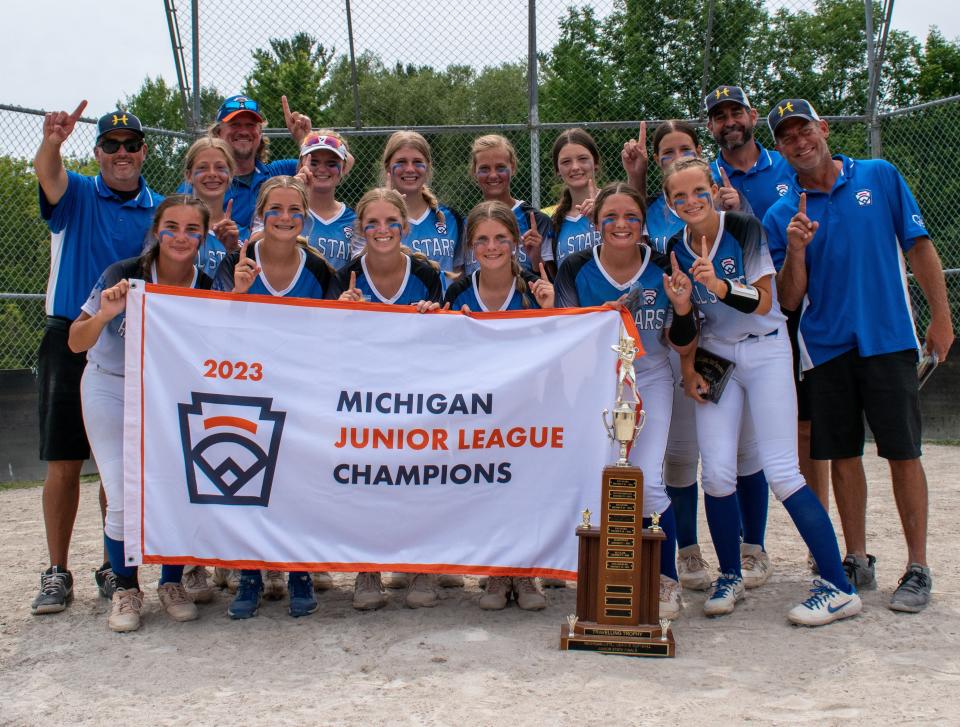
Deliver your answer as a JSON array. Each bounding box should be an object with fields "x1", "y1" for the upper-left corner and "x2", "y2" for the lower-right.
[{"x1": 2, "y1": 445, "x2": 958, "y2": 726}]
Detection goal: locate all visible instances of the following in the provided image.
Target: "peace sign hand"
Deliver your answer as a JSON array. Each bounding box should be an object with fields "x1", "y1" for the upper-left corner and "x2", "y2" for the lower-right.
[
  {"x1": 716, "y1": 167, "x2": 740, "y2": 211},
  {"x1": 529, "y1": 262, "x2": 555, "y2": 308},
  {"x1": 43, "y1": 100, "x2": 87, "y2": 146},
  {"x1": 281, "y1": 95, "x2": 312, "y2": 145},
  {"x1": 211, "y1": 199, "x2": 240, "y2": 252},
  {"x1": 233, "y1": 240, "x2": 260, "y2": 294}
]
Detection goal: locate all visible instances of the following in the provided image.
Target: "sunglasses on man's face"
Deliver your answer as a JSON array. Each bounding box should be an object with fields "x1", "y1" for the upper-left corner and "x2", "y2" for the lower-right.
[{"x1": 99, "y1": 138, "x2": 144, "y2": 154}]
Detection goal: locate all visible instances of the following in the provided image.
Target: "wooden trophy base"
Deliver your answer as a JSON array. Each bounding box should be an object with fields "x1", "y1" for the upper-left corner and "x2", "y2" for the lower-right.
[{"x1": 559, "y1": 623, "x2": 675, "y2": 657}]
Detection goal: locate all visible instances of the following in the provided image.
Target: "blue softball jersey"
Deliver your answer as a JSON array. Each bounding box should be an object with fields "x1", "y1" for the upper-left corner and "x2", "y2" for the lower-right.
[
  {"x1": 337, "y1": 254, "x2": 443, "y2": 306},
  {"x1": 443, "y1": 269, "x2": 541, "y2": 311},
  {"x1": 196, "y1": 226, "x2": 250, "y2": 279},
  {"x1": 304, "y1": 204, "x2": 356, "y2": 271},
  {"x1": 669, "y1": 211, "x2": 785, "y2": 343},
  {"x1": 553, "y1": 213, "x2": 601, "y2": 266},
  {"x1": 213, "y1": 241, "x2": 342, "y2": 300},
  {"x1": 39, "y1": 172, "x2": 162, "y2": 319},
  {"x1": 645, "y1": 195, "x2": 685, "y2": 254},
  {"x1": 555, "y1": 244, "x2": 675, "y2": 372},
  {"x1": 456, "y1": 201, "x2": 554, "y2": 275},
  {"x1": 763, "y1": 155, "x2": 926, "y2": 370}
]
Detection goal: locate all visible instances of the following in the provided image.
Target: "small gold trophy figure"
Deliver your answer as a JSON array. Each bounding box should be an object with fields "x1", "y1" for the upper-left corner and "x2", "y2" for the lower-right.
[
  {"x1": 560, "y1": 323, "x2": 676, "y2": 657},
  {"x1": 650, "y1": 511, "x2": 662, "y2": 532}
]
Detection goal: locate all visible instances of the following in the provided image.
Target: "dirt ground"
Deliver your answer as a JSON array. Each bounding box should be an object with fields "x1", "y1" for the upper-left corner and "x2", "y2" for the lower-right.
[{"x1": 2, "y1": 445, "x2": 958, "y2": 726}]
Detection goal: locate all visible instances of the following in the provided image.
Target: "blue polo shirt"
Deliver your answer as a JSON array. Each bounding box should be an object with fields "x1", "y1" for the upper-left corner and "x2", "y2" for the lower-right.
[
  {"x1": 711, "y1": 141, "x2": 792, "y2": 220},
  {"x1": 763, "y1": 155, "x2": 926, "y2": 370},
  {"x1": 177, "y1": 157, "x2": 298, "y2": 229},
  {"x1": 39, "y1": 172, "x2": 162, "y2": 319}
]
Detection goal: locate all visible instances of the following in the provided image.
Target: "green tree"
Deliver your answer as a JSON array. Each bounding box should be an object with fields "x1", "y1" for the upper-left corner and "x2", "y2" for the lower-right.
[{"x1": 915, "y1": 28, "x2": 960, "y2": 101}]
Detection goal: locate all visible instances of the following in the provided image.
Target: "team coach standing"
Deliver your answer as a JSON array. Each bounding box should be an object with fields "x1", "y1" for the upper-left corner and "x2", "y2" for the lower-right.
[
  {"x1": 763, "y1": 98, "x2": 954, "y2": 613},
  {"x1": 32, "y1": 101, "x2": 162, "y2": 614}
]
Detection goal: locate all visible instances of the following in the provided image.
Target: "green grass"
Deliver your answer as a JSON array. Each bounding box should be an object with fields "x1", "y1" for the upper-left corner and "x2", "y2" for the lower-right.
[{"x1": 0, "y1": 474, "x2": 100, "y2": 492}]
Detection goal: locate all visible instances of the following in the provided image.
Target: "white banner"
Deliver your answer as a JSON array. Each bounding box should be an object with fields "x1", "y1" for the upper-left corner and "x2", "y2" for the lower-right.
[{"x1": 122, "y1": 283, "x2": 640, "y2": 579}]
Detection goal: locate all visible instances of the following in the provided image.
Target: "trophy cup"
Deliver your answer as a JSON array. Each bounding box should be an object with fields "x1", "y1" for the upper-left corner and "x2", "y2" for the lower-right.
[{"x1": 559, "y1": 326, "x2": 676, "y2": 658}]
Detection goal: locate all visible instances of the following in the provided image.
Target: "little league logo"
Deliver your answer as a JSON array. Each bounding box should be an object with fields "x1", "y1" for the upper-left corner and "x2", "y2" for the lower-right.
[
  {"x1": 912, "y1": 213, "x2": 925, "y2": 228},
  {"x1": 855, "y1": 189, "x2": 873, "y2": 206},
  {"x1": 436, "y1": 222, "x2": 447, "y2": 235},
  {"x1": 720, "y1": 257, "x2": 737, "y2": 276},
  {"x1": 178, "y1": 393, "x2": 286, "y2": 506},
  {"x1": 344, "y1": 226, "x2": 353, "y2": 239},
  {"x1": 776, "y1": 183, "x2": 789, "y2": 197},
  {"x1": 642, "y1": 288, "x2": 658, "y2": 305}
]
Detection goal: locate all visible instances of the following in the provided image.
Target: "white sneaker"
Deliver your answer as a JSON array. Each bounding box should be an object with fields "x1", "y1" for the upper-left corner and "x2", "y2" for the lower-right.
[
  {"x1": 311, "y1": 572, "x2": 334, "y2": 591},
  {"x1": 382, "y1": 572, "x2": 410, "y2": 589},
  {"x1": 740, "y1": 543, "x2": 771, "y2": 589},
  {"x1": 182, "y1": 566, "x2": 215, "y2": 603},
  {"x1": 659, "y1": 575, "x2": 682, "y2": 619},
  {"x1": 677, "y1": 544, "x2": 712, "y2": 590},
  {"x1": 352, "y1": 572, "x2": 386, "y2": 611},
  {"x1": 703, "y1": 574, "x2": 744, "y2": 617},
  {"x1": 788, "y1": 580, "x2": 862, "y2": 626},
  {"x1": 158, "y1": 582, "x2": 199, "y2": 622},
  {"x1": 405, "y1": 573, "x2": 440, "y2": 608},
  {"x1": 263, "y1": 570, "x2": 288, "y2": 600},
  {"x1": 108, "y1": 588, "x2": 144, "y2": 632},
  {"x1": 478, "y1": 576, "x2": 512, "y2": 610}
]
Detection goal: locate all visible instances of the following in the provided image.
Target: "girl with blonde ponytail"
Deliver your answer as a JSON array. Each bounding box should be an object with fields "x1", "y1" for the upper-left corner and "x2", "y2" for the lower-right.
[{"x1": 365, "y1": 131, "x2": 462, "y2": 278}]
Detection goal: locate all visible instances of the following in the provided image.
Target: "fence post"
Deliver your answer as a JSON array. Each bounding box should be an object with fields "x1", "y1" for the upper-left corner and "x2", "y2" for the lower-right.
[
  {"x1": 699, "y1": 0, "x2": 717, "y2": 106},
  {"x1": 191, "y1": 0, "x2": 202, "y2": 135},
  {"x1": 345, "y1": 0, "x2": 363, "y2": 130},
  {"x1": 864, "y1": 0, "x2": 883, "y2": 158},
  {"x1": 528, "y1": 0, "x2": 541, "y2": 209}
]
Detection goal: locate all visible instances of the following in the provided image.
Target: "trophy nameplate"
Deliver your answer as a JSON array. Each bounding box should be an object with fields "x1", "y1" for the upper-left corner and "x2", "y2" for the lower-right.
[{"x1": 560, "y1": 326, "x2": 676, "y2": 658}]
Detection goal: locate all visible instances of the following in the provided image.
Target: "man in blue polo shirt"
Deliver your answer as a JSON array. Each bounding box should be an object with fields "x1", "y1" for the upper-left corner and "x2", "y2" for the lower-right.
[
  {"x1": 32, "y1": 101, "x2": 162, "y2": 615},
  {"x1": 178, "y1": 94, "x2": 310, "y2": 229},
  {"x1": 763, "y1": 98, "x2": 954, "y2": 613}
]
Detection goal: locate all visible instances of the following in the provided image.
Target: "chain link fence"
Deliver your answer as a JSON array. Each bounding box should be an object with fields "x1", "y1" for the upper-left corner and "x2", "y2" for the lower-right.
[{"x1": 1, "y1": 0, "x2": 957, "y2": 369}]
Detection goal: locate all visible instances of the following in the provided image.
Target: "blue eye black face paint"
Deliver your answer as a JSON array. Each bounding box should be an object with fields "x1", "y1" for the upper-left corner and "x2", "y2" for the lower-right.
[
  {"x1": 364, "y1": 222, "x2": 404, "y2": 234},
  {"x1": 158, "y1": 230, "x2": 202, "y2": 242},
  {"x1": 291, "y1": 213, "x2": 305, "y2": 223},
  {"x1": 697, "y1": 192, "x2": 713, "y2": 204},
  {"x1": 263, "y1": 210, "x2": 281, "y2": 221}
]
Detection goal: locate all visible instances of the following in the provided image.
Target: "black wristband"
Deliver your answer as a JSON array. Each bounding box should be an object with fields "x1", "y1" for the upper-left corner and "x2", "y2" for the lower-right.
[
  {"x1": 668, "y1": 307, "x2": 697, "y2": 347},
  {"x1": 720, "y1": 279, "x2": 761, "y2": 314}
]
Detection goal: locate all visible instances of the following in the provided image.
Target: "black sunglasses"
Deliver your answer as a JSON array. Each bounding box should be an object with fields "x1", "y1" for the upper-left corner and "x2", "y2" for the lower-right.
[{"x1": 99, "y1": 138, "x2": 144, "y2": 154}]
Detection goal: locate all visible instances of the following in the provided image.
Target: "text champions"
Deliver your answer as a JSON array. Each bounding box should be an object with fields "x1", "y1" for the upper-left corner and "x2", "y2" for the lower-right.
[{"x1": 332, "y1": 390, "x2": 565, "y2": 487}]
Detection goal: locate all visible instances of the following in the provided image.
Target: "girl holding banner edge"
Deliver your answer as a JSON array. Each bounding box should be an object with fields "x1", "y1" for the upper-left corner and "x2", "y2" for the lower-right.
[
  {"x1": 68, "y1": 195, "x2": 214, "y2": 633},
  {"x1": 554, "y1": 182, "x2": 698, "y2": 621},
  {"x1": 214, "y1": 175, "x2": 342, "y2": 620},
  {"x1": 337, "y1": 187, "x2": 445, "y2": 610}
]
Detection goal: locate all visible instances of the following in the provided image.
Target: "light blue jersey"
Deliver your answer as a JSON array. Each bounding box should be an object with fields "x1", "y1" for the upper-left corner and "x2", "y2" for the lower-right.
[
  {"x1": 304, "y1": 204, "x2": 356, "y2": 271},
  {"x1": 553, "y1": 213, "x2": 600, "y2": 265},
  {"x1": 337, "y1": 254, "x2": 443, "y2": 306}
]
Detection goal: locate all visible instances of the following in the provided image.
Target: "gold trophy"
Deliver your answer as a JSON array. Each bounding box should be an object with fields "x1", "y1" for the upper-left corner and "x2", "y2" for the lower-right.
[{"x1": 560, "y1": 326, "x2": 676, "y2": 657}]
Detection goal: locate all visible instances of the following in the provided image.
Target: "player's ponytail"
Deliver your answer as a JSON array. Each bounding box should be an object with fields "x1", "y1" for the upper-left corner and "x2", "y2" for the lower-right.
[{"x1": 421, "y1": 185, "x2": 446, "y2": 227}]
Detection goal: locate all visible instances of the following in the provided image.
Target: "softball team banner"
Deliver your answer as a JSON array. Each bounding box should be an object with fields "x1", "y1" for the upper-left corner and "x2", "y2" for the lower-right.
[{"x1": 122, "y1": 282, "x2": 638, "y2": 579}]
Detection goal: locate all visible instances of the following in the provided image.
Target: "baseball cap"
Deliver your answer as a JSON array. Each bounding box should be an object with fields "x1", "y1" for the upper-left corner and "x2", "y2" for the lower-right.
[
  {"x1": 216, "y1": 95, "x2": 264, "y2": 123},
  {"x1": 767, "y1": 99, "x2": 821, "y2": 137},
  {"x1": 704, "y1": 85, "x2": 751, "y2": 116},
  {"x1": 96, "y1": 111, "x2": 144, "y2": 141},
  {"x1": 299, "y1": 133, "x2": 348, "y2": 161}
]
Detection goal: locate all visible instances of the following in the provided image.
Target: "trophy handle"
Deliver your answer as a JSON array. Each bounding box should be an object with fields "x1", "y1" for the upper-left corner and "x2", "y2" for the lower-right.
[
  {"x1": 601, "y1": 409, "x2": 615, "y2": 440},
  {"x1": 632, "y1": 409, "x2": 646, "y2": 443}
]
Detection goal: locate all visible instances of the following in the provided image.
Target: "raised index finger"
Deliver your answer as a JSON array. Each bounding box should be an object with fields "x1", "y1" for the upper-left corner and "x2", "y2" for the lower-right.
[
  {"x1": 224, "y1": 198, "x2": 233, "y2": 220},
  {"x1": 528, "y1": 211, "x2": 536, "y2": 231},
  {"x1": 539, "y1": 262, "x2": 548, "y2": 281},
  {"x1": 281, "y1": 95, "x2": 292, "y2": 122},
  {"x1": 349, "y1": 270, "x2": 357, "y2": 290},
  {"x1": 639, "y1": 120, "x2": 646, "y2": 147},
  {"x1": 70, "y1": 100, "x2": 88, "y2": 121},
  {"x1": 798, "y1": 192, "x2": 807, "y2": 216},
  {"x1": 588, "y1": 178, "x2": 598, "y2": 198},
  {"x1": 719, "y1": 167, "x2": 732, "y2": 188},
  {"x1": 238, "y1": 239, "x2": 250, "y2": 262}
]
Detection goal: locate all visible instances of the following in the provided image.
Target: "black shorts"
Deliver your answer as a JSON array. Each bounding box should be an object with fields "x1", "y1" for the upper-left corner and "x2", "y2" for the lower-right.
[
  {"x1": 805, "y1": 348, "x2": 921, "y2": 461},
  {"x1": 785, "y1": 307, "x2": 811, "y2": 422},
  {"x1": 37, "y1": 318, "x2": 90, "y2": 461}
]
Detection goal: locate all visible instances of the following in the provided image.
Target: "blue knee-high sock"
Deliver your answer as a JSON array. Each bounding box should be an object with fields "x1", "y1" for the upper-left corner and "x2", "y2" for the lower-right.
[
  {"x1": 104, "y1": 534, "x2": 137, "y2": 584},
  {"x1": 665, "y1": 483, "x2": 698, "y2": 549},
  {"x1": 783, "y1": 486, "x2": 854, "y2": 594},
  {"x1": 643, "y1": 506, "x2": 678, "y2": 581},
  {"x1": 736, "y1": 470, "x2": 769, "y2": 549},
  {"x1": 160, "y1": 565, "x2": 184, "y2": 585},
  {"x1": 704, "y1": 492, "x2": 742, "y2": 577}
]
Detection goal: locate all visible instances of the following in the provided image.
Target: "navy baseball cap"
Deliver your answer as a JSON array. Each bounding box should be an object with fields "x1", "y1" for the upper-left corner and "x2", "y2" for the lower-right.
[
  {"x1": 96, "y1": 111, "x2": 144, "y2": 141},
  {"x1": 217, "y1": 95, "x2": 264, "y2": 123},
  {"x1": 767, "y1": 99, "x2": 821, "y2": 137},
  {"x1": 704, "y1": 85, "x2": 751, "y2": 116}
]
